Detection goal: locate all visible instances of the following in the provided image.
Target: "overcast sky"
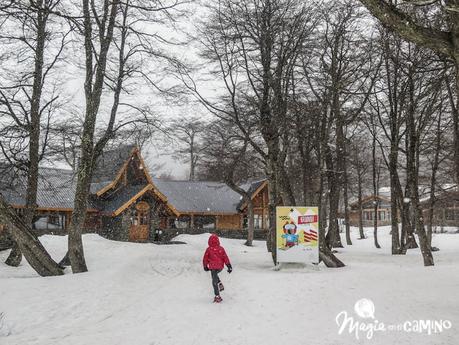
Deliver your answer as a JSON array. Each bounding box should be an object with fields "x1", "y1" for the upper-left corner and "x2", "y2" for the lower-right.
[{"x1": 51, "y1": 1, "x2": 215, "y2": 179}]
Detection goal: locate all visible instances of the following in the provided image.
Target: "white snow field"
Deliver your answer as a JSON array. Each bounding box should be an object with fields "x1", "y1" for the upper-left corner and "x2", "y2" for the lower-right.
[{"x1": 1, "y1": 227, "x2": 459, "y2": 345}]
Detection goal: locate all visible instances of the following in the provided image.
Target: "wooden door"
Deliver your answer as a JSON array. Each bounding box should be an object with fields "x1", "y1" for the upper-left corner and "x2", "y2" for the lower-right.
[{"x1": 129, "y1": 201, "x2": 150, "y2": 241}]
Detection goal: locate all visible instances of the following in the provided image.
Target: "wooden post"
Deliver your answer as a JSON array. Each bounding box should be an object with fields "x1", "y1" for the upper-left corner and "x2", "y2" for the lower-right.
[
  {"x1": 190, "y1": 214, "x2": 194, "y2": 229},
  {"x1": 65, "y1": 212, "x2": 71, "y2": 230}
]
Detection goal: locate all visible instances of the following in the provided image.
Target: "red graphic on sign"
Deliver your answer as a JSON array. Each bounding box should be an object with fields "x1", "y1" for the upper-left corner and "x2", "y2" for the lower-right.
[
  {"x1": 298, "y1": 215, "x2": 318, "y2": 224},
  {"x1": 304, "y1": 229, "x2": 318, "y2": 242}
]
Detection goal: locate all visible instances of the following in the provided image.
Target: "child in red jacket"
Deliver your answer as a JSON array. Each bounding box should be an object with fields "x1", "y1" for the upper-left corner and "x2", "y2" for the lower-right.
[{"x1": 203, "y1": 234, "x2": 232, "y2": 303}]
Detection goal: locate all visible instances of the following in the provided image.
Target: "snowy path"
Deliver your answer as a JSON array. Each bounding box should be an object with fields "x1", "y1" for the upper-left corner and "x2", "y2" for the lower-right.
[{"x1": 1, "y1": 227, "x2": 459, "y2": 345}]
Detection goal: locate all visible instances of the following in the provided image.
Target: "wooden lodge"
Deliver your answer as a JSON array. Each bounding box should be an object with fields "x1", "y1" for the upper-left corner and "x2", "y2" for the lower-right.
[
  {"x1": 421, "y1": 190, "x2": 459, "y2": 229},
  {"x1": 349, "y1": 195, "x2": 392, "y2": 227},
  {"x1": 0, "y1": 146, "x2": 269, "y2": 242}
]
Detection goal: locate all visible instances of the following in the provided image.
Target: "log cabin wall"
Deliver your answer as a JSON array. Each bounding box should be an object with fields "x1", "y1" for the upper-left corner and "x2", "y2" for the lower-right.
[
  {"x1": 101, "y1": 194, "x2": 170, "y2": 242},
  {"x1": 216, "y1": 214, "x2": 242, "y2": 230},
  {"x1": 0, "y1": 209, "x2": 100, "y2": 237},
  {"x1": 423, "y1": 207, "x2": 459, "y2": 228},
  {"x1": 239, "y1": 182, "x2": 269, "y2": 230},
  {"x1": 348, "y1": 196, "x2": 392, "y2": 227},
  {"x1": 348, "y1": 208, "x2": 392, "y2": 227}
]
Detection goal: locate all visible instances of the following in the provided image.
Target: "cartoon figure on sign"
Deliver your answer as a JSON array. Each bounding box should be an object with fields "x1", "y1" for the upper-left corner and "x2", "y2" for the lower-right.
[{"x1": 281, "y1": 221, "x2": 299, "y2": 249}]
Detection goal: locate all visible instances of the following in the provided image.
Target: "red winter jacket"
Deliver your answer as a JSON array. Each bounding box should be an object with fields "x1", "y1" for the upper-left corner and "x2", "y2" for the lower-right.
[{"x1": 203, "y1": 234, "x2": 230, "y2": 270}]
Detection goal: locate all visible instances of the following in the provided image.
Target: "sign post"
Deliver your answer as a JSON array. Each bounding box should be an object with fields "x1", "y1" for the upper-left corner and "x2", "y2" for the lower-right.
[{"x1": 276, "y1": 206, "x2": 319, "y2": 265}]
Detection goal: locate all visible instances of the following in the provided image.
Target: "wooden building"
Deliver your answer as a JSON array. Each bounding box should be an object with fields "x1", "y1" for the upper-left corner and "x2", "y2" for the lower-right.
[
  {"x1": 152, "y1": 178, "x2": 269, "y2": 232},
  {"x1": 0, "y1": 146, "x2": 269, "y2": 242},
  {"x1": 422, "y1": 191, "x2": 459, "y2": 228},
  {"x1": 349, "y1": 195, "x2": 392, "y2": 227}
]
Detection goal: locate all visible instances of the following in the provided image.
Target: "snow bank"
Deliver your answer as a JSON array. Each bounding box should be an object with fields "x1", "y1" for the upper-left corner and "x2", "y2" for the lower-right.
[{"x1": 1, "y1": 228, "x2": 458, "y2": 345}]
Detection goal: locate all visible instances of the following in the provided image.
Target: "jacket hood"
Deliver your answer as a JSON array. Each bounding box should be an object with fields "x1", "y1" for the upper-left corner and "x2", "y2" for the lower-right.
[{"x1": 208, "y1": 234, "x2": 220, "y2": 247}]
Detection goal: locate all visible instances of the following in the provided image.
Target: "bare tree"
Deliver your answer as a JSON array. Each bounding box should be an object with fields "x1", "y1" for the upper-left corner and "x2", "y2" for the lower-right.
[
  {"x1": 176, "y1": 0, "x2": 323, "y2": 264},
  {"x1": 199, "y1": 118, "x2": 264, "y2": 246},
  {"x1": 66, "y1": 0, "x2": 184, "y2": 272},
  {"x1": 301, "y1": 0, "x2": 380, "y2": 252},
  {"x1": 168, "y1": 116, "x2": 206, "y2": 181},
  {"x1": 359, "y1": 0, "x2": 459, "y2": 186},
  {"x1": 0, "y1": 0, "x2": 68, "y2": 275},
  {"x1": 349, "y1": 134, "x2": 370, "y2": 240}
]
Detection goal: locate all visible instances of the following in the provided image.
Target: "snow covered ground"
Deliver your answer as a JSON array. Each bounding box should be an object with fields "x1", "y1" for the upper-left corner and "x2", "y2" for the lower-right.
[{"x1": 1, "y1": 227, "x2": 459, "y2": 345}]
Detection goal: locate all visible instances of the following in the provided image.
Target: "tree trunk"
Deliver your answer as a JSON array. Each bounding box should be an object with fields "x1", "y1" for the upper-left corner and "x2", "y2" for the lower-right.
[
  {"x1": 266, "y1": 158, "x2": 278, "y2": 263},
  {"x1": 454, "y1": 57, "x2": 459, "y2": 185},
  {"x1": 68, "y1": 150, "x2": 92, "y2": 273},
  {"x1": 245, "y1": 200, "x2": 254, "y2": 247},
  {"x1": 0, "y1": 196, "x2": 63, "y2": 276},
  {"x1": 318, "y1": 169, "x2": 345, "y2": 268},
  {"x1": 406, "y1": 72, "x2": 433, "y2": 265},
  {"x1": 317, "y1": 110, "x2": 345, "y2": 267},
  {"x1": 325, "y1": 147, "x2": 343, "y2": 248},
  {"x1": 371, "y1": 134, "x2": 380, "y2": 249},
  {"x1": 401, "y1": 203, "x2": 417, "y2": 249},
  {"x1": 373, "y1": 202, "x2": 380, "y2": 249},
  {"x1": 5, "y1": 241, "x2": 21, "y2": 266},
  {"x1": 5, "y1": 0, "x2": 47, "y2": 268},
  {"x1": 277, "y1": 163, "x2": 296, "y2": 206},
  {"x1": 404, "y1": 74, "x2": 420, "y2": 251},
  {"x1": 357, "y1": 168, "x2": 365, "y2": 239},
  {"x1": 343, "y1": 151, "x2": 352, "y2": 245},
  {"x1": 413, "y1": 198, "x2": 434, "y2": 265},
  {"x1": 427, "y1": 109, "x2": 442, "y2": 248},
  {"x1": 67, "y1": 0, "x2": 120, "y2": 273},
  {"x1": 389, "y1": 146, "x2": 402, "y2": 254}
]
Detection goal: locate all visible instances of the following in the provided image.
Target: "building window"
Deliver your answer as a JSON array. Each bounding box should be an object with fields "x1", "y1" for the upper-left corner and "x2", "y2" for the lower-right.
[
  {"x1": 254, "y1": 215, "x2": 261, "y2": 229},
  {"x1": 242, "y1": 215, "x2": 248, "y2": 229},
  {"x1": 445, "y1": 208, "x2": 459, "y2": 221},
  {"x1": 364, "y1": 211, "x2": 373, "y2": 221}
]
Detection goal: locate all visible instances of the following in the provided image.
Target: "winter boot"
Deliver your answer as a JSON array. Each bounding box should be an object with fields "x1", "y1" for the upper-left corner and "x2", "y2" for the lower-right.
[{"x1": 218, "y1": 282, "x2": 224, "y2": 292}]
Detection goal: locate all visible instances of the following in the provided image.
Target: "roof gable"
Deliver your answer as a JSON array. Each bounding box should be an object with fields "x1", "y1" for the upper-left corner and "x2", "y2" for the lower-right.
[
  {"x1": 152, "y1": 178, "x2": 267, "y2": 214},
  {"x1": 1, "y1": 167, "x2": 97, "y2": 210},
  {"x1": 93, "y1": 146, "x2": 153, "y2": 197},
  {"x1": 92, "y1": 145, "x2": 136, "y2": 184}
]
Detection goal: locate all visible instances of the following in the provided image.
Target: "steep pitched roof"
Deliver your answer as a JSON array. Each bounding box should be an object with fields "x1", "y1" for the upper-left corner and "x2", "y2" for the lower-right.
[
  {"x1": 96, "y1": 184, "x2": 150, "y2": 214},
  {"x1": 350, "y1": 195, "x2": 391, "y2": 209},
  {"x1": 421, "y1": 190, "x2": 459, "y2": 207},
  {"x1": 91, "y1": 145, "x2": 136, "y2": 185},
  {"x1": 237, "y1": 180, "x2": 267, "y2": 210},
  {"x1": 151, "y1": 178, "x2": 266, "y2": 214},
  {"x1": 0, "y1": 145, "x2": 136, "y2": 211},
  {"x1": 0, "y1": 167, "x2": 97, "y2": 210}
]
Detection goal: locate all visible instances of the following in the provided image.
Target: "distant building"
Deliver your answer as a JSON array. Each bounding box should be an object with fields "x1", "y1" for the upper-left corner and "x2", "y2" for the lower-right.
[
  {"x1": 349, "y1": 195, "x2": 392, "y2": 227},
  {"x1": 421, "y1": 190, "x2": 459, "y2": 228},
  {"x1": 0, "y1": 146, "x2": 269, "y2": 242}
]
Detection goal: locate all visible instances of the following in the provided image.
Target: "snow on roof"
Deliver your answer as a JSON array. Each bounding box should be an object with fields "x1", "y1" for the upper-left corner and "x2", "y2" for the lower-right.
[
  {"x1": 92, "y1": 145, "x2": 135, "y2": 184},
  {"x1": 0, "y1": 167, "x2": 84, "y2": 210},
  {"x1": 96, "y1": 184, "x2": 148, "y2": 213},
  {"x1": 0, "y1": 145, "x2": 136, "y2": 210},
  {"x1": 152, "y1": 178, "x2": 265, "y2": 214}
]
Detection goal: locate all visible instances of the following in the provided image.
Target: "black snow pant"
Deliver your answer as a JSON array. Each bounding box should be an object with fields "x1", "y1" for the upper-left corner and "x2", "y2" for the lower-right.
[{"x1": 211, "y1": 269, "x2": 222, "y2": 296}]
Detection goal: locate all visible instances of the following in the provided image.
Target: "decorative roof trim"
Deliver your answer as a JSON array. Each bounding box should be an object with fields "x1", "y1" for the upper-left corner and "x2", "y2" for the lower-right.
[
  {"x1": 112, "y1": 185, "x2": 153, "y2": 216},
  {"x1": 239, "y1": 180, "x2": 268, "y2": 211},
  {"x1": 10, "y1": 205, "x2": 98, "y2": 213},
  {"x1": 177, "y1": 211, "x2": 242, "y2": 216},
  {"x1": 349, "y1": 195, "x2": 391, "y2": 208},
  {"x1": 111, "y1": 184, "x2": 180, "y2": 217},
  {"x1": 95, "y1": 146, "x2": 138, "y2": 197}
]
